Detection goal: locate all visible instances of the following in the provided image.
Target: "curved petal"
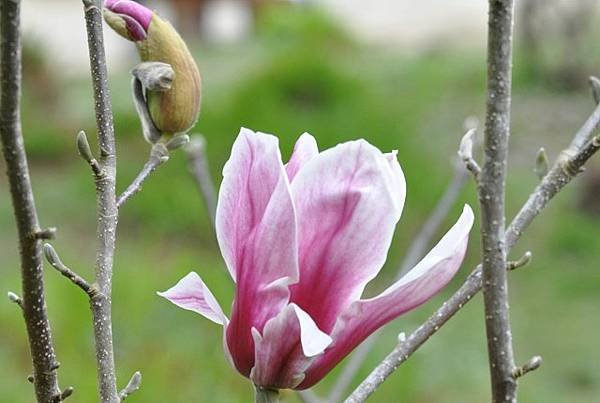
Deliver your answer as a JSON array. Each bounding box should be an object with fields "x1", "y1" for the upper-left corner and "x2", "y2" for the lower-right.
[
  {"x1": 289, "y1": 140, "x2": 406, "y2": 332},
  {"x1": 157, "y1": 272, "x2": 235, "y2": 372},
  {"x1": 300, "y1": 205, "x2": 474, "y2": 388},
  {"x1": 250, "y1": 304, "x2": 331, "y2": 389},
  {"x1": 285, "y1": 133, "x2": 319, "y2": 182},
  {"x1": 216, "y1": 128, "x2": 299, "y2": 376},
  {"x1": 157, "y1": 271, "x2": 228, "y2": 325}
]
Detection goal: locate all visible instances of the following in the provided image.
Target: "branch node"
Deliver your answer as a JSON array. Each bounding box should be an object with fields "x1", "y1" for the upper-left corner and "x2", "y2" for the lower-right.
[
  {"x1": 31, "y1": 227, "x2": 57, "y2": 240},
  {"x1": 512, "y1": 355, "x2": 542, "y2": 379},
  {"x1": 7, "y1": 291, "x2": 23, "y2": 308},
  {"x1": 43, "y1": 243, "x2": 92, "y2": 296},
  {"x1": 558, "y1": 149, "x2": 586, "y2": 177},
  {"x1": 534, "y1": 148, "x2": 549, "y2": 180},
  {"x1": 507, "y1": 251, "x2": 532, "y2": 271},
  {"x1": 458, "y1": 128, "x2": 481, "y2": 179},
  {"x1": 119, "y1": 371, "x2": 142, "y2": 401}
]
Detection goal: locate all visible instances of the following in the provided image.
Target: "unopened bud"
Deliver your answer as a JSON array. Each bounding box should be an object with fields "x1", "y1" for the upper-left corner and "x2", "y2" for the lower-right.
[{"x1": 104, "y1": 1, "x2": 201, "y2": 136}]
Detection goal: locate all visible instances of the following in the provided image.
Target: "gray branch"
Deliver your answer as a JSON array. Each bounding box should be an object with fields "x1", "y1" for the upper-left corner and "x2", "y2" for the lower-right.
[
  {"x1": 0, "y1": 0, "x2": 63, "y2": 401},
  {"x1": 478, "y1": 1, "x2": 517, "y2": 401},
  {"x1": 185, "y1": 135, "x2": 218, "y2": 228},
  {"x1": 116, "y1": 143, "x2": 169, "y2": 208},
  {"x1": 82, "y1": 0, "x2": 120, "y2": 401}
]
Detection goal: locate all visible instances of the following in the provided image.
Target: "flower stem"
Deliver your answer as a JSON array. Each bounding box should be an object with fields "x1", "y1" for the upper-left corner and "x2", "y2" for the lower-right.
[{"x1": 254, "y1": 385, "x2": 279, "y2": 403}]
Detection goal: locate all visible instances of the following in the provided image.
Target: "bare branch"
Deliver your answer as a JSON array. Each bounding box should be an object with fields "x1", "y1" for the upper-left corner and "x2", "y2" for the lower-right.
[
  {"x1": 118, "y1": 371, "x2": 142, "y2": 401},
  {"x1": 0, "y1": 0, "x2": 63, "y2": 400},
  {"x1": 117, "y1": 143, "x2": 169, "y2": 208},
  {"x1": 512, "y1": 356, "x2": 542, "y2": 379},
  {"x1": 186, "y1": 135, "x2": 218, "y2": 227},
  {"x1": 345, "y1": 99, "x2": 600, "y2": 402},
  {"x1": 478, "y1": 1, "x2": 518, "y2": 400},
  {"x1": 82, "y1": 0, "x2": 120, "y2": 401},
  {"x1": 43, "y1": 244, "x2": 93, "y2": 296}
]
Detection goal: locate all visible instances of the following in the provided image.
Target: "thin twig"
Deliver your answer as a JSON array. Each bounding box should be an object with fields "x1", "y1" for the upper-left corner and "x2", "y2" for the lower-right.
[
  {"x1": 186, "y1": 135, "x2": 218, "y2": 227},
  {"x1": 0, "y1": 0, "x2": 63, "y2": 400},
  {"x1": 43, "y1": 244, "x2": 93, "y2": 296},
  {"x1": 82, "y1": 0, "x2": 120, "y2": 401},
  {"x1": 116, "y1": 135, "x2": 189, "y2": 208},
  {"x1": 117, "y1": 144, "x2": 169, "y2": 207},
  {"x1": 344, "y1": 101, "x2": 600, "y2": 402},
  {"x1": 325, "y1": 158, "x2": 468, "y2": 402},
  {"x1": 478, "y1": 1, "x2": 517, "y2": 401}
]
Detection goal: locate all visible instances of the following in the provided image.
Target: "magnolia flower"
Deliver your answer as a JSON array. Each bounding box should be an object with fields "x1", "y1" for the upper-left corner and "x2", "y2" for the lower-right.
[
  {"x1": 159, "y1": 128, "x2": 474, "y2": 391},
  {"x1": 103, "y1": 0, "x2": 201, "y2": 136}
]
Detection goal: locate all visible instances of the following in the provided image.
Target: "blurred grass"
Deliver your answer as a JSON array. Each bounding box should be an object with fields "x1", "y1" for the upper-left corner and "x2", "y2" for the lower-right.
[{"x1": 1, "y1": 6, "x2": 600, "y2": 402}]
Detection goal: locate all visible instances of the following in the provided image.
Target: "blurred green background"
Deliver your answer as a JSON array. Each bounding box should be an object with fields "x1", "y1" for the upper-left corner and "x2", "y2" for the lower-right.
[{"x1": 2, "y1": 1, "x2": 600, "y2": 402}]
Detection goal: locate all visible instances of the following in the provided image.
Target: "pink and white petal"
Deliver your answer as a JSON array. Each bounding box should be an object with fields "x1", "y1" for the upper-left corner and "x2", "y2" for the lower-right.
[
  {"x1": 285, "y1": 133, "x2": 319, "y2": 181},
  {"x1": 216, "y1": 129, "x2": 299, "y2": 376},
  {"x1": 215, "y1": 128, "x2": 297, "y2": 284},
  {"x1": 289, "y1": 140, "x2": 406, "y2": 332},
  {"x1": 250, "y1": 304, "x2": 331, "y2": 389},
  {"x1": 157, "y1": 272, "x2": 228, "y2": 325},
  {"x1": 299, "y1": 205, "x2": 474, "y2": 388}
]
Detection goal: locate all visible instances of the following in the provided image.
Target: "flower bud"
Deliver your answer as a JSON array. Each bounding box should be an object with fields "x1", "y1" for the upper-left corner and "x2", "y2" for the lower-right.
[{"x1": 104, "y1": 0, "x2": 201, "y2": 135}]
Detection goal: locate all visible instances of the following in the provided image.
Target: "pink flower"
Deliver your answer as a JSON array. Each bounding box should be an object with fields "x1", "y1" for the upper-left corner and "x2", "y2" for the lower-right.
[{"x1": 159, "y1": 128, "x2": 474, "y2": 390}]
